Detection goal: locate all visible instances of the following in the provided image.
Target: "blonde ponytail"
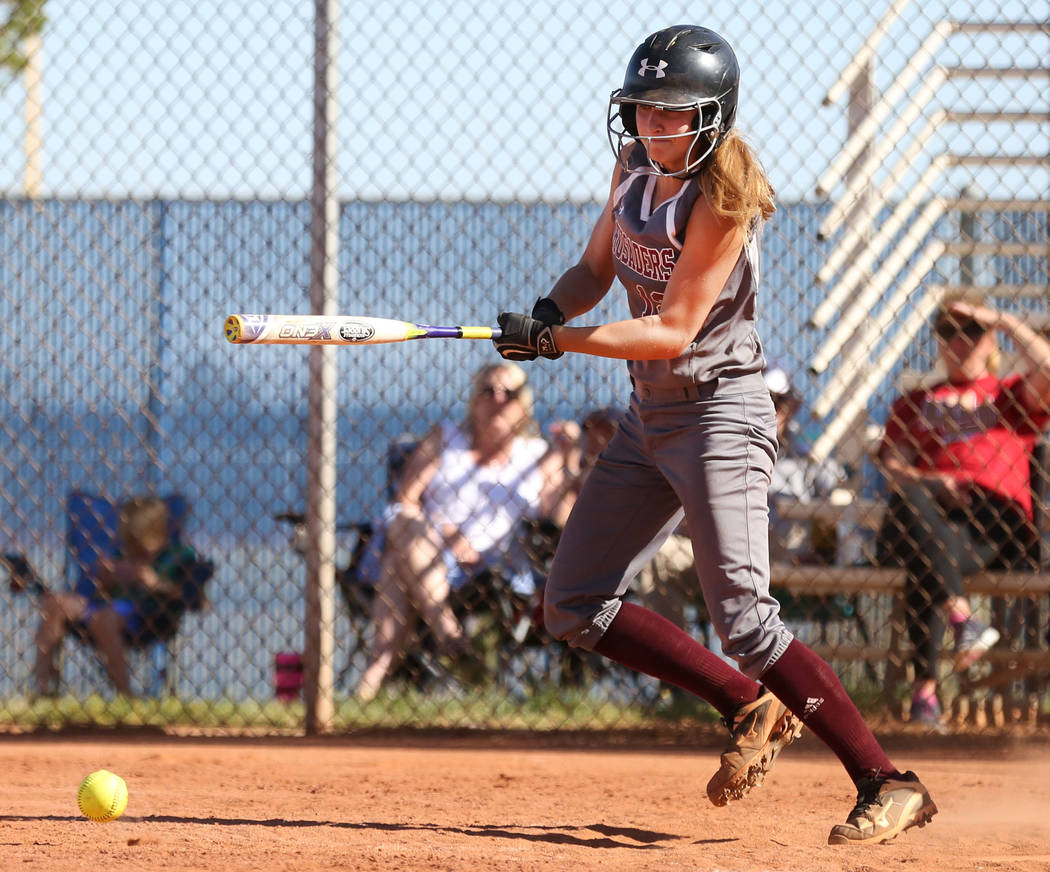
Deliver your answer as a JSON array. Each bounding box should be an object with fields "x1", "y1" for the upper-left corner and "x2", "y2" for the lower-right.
[{"x1": 699, "y1": 131, "x2": 776, "y2": 234}]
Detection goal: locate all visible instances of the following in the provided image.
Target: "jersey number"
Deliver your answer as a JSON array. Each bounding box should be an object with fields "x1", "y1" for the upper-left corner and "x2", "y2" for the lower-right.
[{"x1": 635, "y1": 284, "x2": 665, "y2": 316}]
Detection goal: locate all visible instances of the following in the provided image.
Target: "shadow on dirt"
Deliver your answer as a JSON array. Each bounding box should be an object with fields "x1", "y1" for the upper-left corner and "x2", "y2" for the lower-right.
[{"x1": 0, "y1": 813, "x2": 686, "y2": 849}]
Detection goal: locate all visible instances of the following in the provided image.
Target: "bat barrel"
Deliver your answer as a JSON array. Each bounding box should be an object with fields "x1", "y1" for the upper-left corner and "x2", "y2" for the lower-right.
[{"x1": 224, "y1": 314, "x2": 501, "y2": 345}]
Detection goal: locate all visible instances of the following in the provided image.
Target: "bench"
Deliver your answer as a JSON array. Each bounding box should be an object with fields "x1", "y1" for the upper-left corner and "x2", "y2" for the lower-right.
[
  {"x1": 769, "y1": 495, "x2": 1050, "y2": 726},
  {"x1": 773, "y1": 563, "x2": 1050, "y2": 597}
]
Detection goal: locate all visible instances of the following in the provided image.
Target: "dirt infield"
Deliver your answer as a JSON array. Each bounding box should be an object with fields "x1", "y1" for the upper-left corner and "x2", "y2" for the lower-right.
[{"x1": 1, "y1": 732, "x2": 1048, "y2": 872}]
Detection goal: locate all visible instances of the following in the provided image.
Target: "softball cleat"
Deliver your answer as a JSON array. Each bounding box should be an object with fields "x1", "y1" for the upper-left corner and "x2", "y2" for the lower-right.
[
  {"x1": 827, "y1": 770, "x2": 937, "y2": 845},
  {"x1": 706, "y1": 688, "x2": 804, "y2": 806}
]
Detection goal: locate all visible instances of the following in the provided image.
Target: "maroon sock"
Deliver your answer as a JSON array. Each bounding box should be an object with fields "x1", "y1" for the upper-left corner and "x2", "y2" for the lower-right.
[
  {"x1": 593, "y1": 602, "x2": 760, "y2": 719},
  {"x1": 761, "y1": 639, "x2": 898, "y2": 784}
]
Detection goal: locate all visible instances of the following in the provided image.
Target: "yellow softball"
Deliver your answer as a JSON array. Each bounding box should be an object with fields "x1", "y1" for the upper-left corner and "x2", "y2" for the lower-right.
[{"x1": 77, "y1": 769, "x2": 128, "y2": 822}]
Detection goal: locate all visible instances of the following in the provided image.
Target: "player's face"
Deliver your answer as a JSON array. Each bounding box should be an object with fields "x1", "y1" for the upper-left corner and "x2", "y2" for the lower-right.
[{"x1": 634, "y1": 106, "x2": 699, "y2": 172}]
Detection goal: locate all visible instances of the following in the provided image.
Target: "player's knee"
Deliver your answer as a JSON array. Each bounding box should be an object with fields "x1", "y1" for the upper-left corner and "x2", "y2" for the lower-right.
[
  {"x1": 543, "y1": 587, "x2": 623, "y2": 651},
  {"x1": 543, "y1": 589, "x2": 597, "y2": 645},
  {"x1": 542, "y1": 595, "x2": 571, "y2": 641}
]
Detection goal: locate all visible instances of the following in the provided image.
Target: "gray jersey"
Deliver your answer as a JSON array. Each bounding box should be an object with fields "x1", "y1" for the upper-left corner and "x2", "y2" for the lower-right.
[{"x1": 611, "y1": 149, "x2": 766, "y2": 389}]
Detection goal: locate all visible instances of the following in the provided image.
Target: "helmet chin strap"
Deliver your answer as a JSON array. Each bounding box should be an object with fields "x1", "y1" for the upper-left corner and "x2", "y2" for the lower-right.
[
  {"x1": 644, "y1": 158, "x2": 693, "y2": 180},
  {"x1": 638, "y1": 129, "x2": 712, "y2": 179}
]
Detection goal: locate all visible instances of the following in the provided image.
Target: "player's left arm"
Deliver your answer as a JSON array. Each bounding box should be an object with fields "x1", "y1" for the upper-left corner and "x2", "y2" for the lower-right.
[{"x1": 554, "y1": 199, "x2": 743, "y2": 360}]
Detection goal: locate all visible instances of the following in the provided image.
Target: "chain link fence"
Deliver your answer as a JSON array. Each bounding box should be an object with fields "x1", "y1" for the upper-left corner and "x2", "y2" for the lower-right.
[{"x1": 0, "y1": 0, "x2": 1046, "y2": 734}]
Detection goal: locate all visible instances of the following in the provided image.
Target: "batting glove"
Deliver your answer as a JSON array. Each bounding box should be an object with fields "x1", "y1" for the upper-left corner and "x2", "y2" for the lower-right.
[{"x1": 494, "y1": 312, "x2": 562, "y2": 361}]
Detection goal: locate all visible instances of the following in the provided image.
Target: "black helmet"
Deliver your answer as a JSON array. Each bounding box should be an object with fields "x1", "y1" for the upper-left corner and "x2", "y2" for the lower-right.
[{"x1": 607, "y1": 25, "x2": 739, "y2": 178}]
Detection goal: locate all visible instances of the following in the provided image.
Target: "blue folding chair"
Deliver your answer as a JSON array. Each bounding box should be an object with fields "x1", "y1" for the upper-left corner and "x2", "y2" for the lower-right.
[
  {"x1": 68, "y1": 492, "x2": 213, "y2": 695},
  {"x1": 5, "y1": 491, "x2": 213, "y2": 697}
]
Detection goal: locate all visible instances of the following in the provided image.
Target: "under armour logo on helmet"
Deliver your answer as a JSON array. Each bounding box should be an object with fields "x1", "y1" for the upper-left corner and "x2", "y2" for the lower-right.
[{"x1": 638, "y1": 59, "x2": 668, "y2": 78}]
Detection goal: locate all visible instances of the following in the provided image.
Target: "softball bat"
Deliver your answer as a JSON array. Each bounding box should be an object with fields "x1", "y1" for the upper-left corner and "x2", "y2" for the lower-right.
[{"x1": 224, "y1": 314, "x2": 502, "y2": 345}]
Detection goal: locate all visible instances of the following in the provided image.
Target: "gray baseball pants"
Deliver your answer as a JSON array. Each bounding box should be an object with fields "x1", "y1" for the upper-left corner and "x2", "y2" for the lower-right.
[{"x1": 543, "y1": 379, "x2": 794, "y2": 679}]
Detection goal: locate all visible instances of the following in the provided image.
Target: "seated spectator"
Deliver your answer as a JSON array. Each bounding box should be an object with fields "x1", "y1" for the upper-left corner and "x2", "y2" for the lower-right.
[
  {"x1": 876, "y1": 298, "x2": 1050, "y2": 728},
  {"x1": 354, "y1": 362, "x2": 567, "y2": 702},
  {"x1": 33, "y1": 496, "x2": 206, "y2": 697},
  {"x1": 764, "y1": 363, "x2": 846, "y2": 564}
]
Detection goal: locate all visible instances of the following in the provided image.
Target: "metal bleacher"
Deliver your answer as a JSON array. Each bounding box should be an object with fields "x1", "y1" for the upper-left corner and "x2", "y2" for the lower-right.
[{"x1": 772, "y1": 7, "x2": 1049, "y2": 725}]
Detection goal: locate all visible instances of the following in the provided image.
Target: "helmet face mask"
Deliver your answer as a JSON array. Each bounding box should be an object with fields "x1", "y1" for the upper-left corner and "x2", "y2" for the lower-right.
[
  {"x1": 607, "y1": 25, "x2": 739, "y2": 179},
  {"x1": 607, "y1": 94, "x2": 722, "y2": 179}
]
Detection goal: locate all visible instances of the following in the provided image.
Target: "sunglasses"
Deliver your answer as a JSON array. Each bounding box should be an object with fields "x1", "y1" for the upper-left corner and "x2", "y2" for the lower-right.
[
  {"x1": 478, "y1": 384, "x2": 523, "y2": 401},
  {"x1": 935, "y1": 320, "x2": 987, "y2": 342}
]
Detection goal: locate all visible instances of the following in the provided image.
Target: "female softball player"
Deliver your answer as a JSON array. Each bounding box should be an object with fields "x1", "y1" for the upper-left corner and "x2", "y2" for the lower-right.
[{"x1": 494, "y1": 24, "x2": 936, "y2": 846}]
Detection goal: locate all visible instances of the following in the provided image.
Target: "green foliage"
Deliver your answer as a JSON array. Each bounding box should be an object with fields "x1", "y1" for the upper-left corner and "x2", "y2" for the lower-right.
[{"x1": 0, "y1": 0, "x2": 47, "y2": 76}]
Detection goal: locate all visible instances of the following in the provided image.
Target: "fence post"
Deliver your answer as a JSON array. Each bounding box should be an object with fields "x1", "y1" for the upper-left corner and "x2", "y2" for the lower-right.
[{"x1": 304, "y1": 0, "x2": 340, "y2": 736}]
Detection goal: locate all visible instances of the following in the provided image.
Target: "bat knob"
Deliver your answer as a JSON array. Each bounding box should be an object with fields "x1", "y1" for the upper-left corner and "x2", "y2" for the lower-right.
[{"x1": 224, "y1": 315, "x2": 243, "y2": 343}]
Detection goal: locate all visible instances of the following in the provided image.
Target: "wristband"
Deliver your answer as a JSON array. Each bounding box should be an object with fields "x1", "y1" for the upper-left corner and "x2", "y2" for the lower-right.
[{"x1": 531, "y1": 297, "x2": 566, "y2": 327}]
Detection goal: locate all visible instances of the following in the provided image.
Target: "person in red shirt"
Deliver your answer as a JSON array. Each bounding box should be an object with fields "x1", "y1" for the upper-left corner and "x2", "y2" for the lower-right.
[{"x1": 877, "y1": 299, "x2": 1050, "y2": 729}]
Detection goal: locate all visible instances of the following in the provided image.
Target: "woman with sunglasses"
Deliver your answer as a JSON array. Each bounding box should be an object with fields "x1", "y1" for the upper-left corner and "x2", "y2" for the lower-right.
[
  {"x1": 494, "y1": 24, "x2": 936, "y2": 845},
  {"x1": 355, "y1": 362, "x2": 567, "y2": 702},
  {"x1": 877, "y1": 298, "x2": 1050, "y2": 729}
]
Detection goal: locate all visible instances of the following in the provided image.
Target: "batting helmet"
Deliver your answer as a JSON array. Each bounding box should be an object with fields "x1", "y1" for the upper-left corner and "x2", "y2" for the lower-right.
[{"x1": 607, "y1": 25, "x2": 739, "y2": 178}]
